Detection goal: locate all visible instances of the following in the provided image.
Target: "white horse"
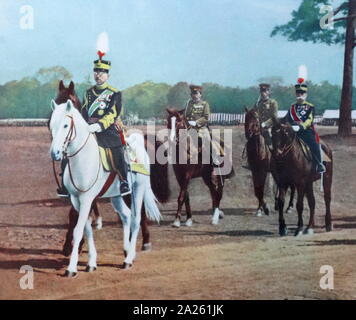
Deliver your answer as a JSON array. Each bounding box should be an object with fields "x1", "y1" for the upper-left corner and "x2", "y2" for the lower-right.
[{"x1": 49, "y1": 100, "x2": 161, "y2": 277}]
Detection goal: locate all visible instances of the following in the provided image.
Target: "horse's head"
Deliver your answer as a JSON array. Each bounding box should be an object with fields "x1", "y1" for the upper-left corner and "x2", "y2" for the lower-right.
[
  {"x1": 271, "y1": 119, "x2": 295, "y2": 158},
  {"x1": 49, "y1": 99, "x2": 80, "y2": 161},
  {"x1": 166, "y1": 107, "x2": 186, "y2": 142},
  {"x1": 55, "y1": 80, "x2": 81, "y2": 109},
  {"x1": 244, "y1": 106, "x2": 261, "y2": 140}
]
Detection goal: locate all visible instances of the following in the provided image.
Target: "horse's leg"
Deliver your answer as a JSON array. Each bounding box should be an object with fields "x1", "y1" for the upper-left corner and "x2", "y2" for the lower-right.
[
  {"x1": 184, "y1": 192, "x2": 193, "y2": 227},
  {"x1": 203, "y1": 173, "x2": 223, "y2": 225},
  {"x1": 92, "y1": 200, "x2": 102, "y2": 230},
  {"x1": 66, "y1": 196, "x2": 93, "y2": 276},
  {"x1": 84, "y1": 218, "x2": 97, "y2": 272},
  {"x1": 111, "y1": 195, "x2": 131, "y2": 260},
  {"x1": 277, "y1": 186, "x2": 288, "y2": 236},
  {"x1": 125, "y1": 174, "x2": 145, "y2": 267},
  {"x1": 254, "y1": 168, "x2": 269, "y2": 216},
  {"x1": 286, "y1": 184, "x2": 295, "y2": 214},
  {"x1": 323, "y1": 162, "x2": 333, "y2": 232},
  {"x1": 63, "y1": 206, "x2": 77, "y2": 257},
  {"x1": 140, "y1": 207, "x2": 152, "y2": 251},
  {"x1": 295, "y1": 185, "x2": 305, "y2": 237},
  {"x1": 305, "y1": 182, "x2": 315, "y2": 235},
  {"x1": 172, "y1": 176, "x2": 190, "y2": 228}
]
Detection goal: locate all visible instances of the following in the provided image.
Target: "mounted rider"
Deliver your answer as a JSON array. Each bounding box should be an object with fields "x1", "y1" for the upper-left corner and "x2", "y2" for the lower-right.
[
  {"x1": 184, "y1": 84, "x2": 223, "y2": 167},
  {"x1": 81, "y1": 51, "x2": 130, "y2": 196},
  {"x1": 282, "y1": 81, "x2": 326, "y2": 174},
  {"x1": 254, "y1": 83, "x2": 278, "y2": 150},
  {"x1": 56, "y1": 34, "x2": 130, "y2": 197}
]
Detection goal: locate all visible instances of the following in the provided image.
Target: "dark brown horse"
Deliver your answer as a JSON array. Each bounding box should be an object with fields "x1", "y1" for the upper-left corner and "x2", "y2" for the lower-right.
[
  {"x1": 55, "y1": 81, "x2": 170, "y2": 256},
  {"x1": 270, "y1": 120, "x2": 333, "y2": 236},
  {"x1": 166, "y1": 108, "x2": 233, "y2": 227},
  {"x1": 244, "y1": 107, "x2": 295, "y2": 216}
]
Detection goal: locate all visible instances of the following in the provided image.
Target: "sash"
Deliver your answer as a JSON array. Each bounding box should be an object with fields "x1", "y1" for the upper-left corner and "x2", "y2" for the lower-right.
[
  {"x1": 88, "y1": 88, "x2": 113, "y2": 117},
  {"x1": 290, "y1": 104, "x2": 301, "y2": 122}
]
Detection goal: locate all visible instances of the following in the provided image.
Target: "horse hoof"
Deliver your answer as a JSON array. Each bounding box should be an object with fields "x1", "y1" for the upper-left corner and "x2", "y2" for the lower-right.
[
  {"x1": 211, "y1": 218, "x2": 219, "y2": 225},
  {"x1": 122, "y1": 262, "x2": 133, "y2": 269},
  {"x1": 172, "y1": 219, "x2": 181, "y2": 228},
  {"x1": 185, "y1": 219, "x2": 193, "y2": 227},
  {"x1": 304, "y1": 228, "x2": 314, "y2": 235},
  {"x1": 326, "y1": 224, "x2": 333, "y2": 232},
  {"x1": 294, "y1": 230, "x2": 303, "y2": 237},
  {"x1": 95, "y1": 217, "x2": 103, "y2": 230},
  {"x1": 286, "y1": 208, "x2": 293, "y2": 214},
  {"x1": 141, "y1": 243, "x2": 152, "y2": 252},
  {"x1": 64, "y1": 270, "x2": 78, "y2": 278},
  {"x1": 279, "y1": 227, "x2": 288, "y2": 237},
  {"x1": 219, "y1": 210, "x2": 225, "y2": 219},
  {"x1": 256, "y1": 209, "x2": 263, "y2": 217},
  {"x1": 85, "y1": 266, "x2": 97, "y2": 273}
]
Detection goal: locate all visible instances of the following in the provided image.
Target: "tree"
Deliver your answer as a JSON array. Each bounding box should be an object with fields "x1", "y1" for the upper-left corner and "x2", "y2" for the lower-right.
[
  {"x1": 271, "y1": 0, "x2": 354, "y2": 137},
  {"x1": 167, "y1": 82, "x2": 190, "y2": 109}
]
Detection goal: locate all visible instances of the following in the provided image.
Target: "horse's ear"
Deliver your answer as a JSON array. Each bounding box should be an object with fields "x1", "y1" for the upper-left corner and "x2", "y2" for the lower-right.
[
  {"x1": 59, "y1": 80, "x2": 65, "y2": 91},
  {"x1": 50, "y1": 99, "x2": 57, "y2": 111},
  {"x1": 66, "y1": 100, "x2": 73, "y2": 111},
  {"x1": 244, "y1": 106, "x2": 249, "y2": 113},
  {"x1": 69, "y1": 81, "x2": 74, "y2": 93}
]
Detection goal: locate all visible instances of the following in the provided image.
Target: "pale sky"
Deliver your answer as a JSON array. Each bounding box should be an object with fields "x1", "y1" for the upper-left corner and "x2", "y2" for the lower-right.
[{"x1": 0, "y1": 0, "x2": 349, "y2": 89}]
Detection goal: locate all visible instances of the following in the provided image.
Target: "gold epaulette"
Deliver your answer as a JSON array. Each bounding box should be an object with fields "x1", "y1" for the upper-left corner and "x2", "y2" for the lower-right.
[{"x1": 107, "y1": 85, "x2": 119, "y2": 93}]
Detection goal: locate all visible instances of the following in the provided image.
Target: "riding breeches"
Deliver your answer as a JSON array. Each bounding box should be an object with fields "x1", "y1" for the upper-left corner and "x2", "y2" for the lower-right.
[
  {"x1": 110, "y1": 146, "x2": 128, "y2": 182},
  {"x1": 297, "y1": 128, "x2": 322, "y2": 165}
]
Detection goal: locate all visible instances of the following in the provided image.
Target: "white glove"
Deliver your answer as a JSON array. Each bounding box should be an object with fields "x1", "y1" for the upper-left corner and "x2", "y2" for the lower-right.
[
  {"x1": 261, "y1": 122, "x2": 266, "y2": 128},
  {"x1": 292, "y1": 125, "x2": 300, "y2": 132},
  {"x1": 88, "y1": 123, "x2": 102, "y2": 133},
  {"x1": 188, "y1": 121, "x2": 197, "y2": 127}
]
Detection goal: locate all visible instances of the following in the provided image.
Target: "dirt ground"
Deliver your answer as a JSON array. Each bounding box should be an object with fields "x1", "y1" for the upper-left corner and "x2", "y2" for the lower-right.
[{"x1": 1, "y1": 125, "x2": 356, "y2": 300}]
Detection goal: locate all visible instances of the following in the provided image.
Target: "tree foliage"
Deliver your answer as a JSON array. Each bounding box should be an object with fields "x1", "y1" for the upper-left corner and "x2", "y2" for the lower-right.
[
  {"x1": 271, "y1": 0, "x2": 347, "y2": 45},
  {"x1": 0, "y1": 66, "x2": 352, "y2": 119}
]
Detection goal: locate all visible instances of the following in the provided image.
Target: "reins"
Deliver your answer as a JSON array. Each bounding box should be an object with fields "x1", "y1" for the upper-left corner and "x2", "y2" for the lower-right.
[{"x1": 58, "y1": 115, "x2": 101, "y2": 193}]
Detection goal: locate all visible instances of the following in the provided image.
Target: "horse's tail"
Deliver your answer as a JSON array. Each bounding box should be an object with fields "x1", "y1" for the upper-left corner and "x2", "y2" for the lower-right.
[
  {"x1": 146, "y1": 136, "x2": 170, "y2": 203},
  {"x1": 143, "y1": 182, "x2": 161, "y2": 223}
]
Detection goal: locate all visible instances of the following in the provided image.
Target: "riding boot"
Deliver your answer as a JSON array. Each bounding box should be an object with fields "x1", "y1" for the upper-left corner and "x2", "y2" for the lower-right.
[{"x1": 112, "y1": 146, "x2": 131, "y2": 195}]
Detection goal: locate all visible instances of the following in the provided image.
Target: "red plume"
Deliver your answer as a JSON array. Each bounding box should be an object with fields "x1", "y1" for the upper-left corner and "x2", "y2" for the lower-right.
[
  {"x1": 97, "y1": 50, "x2": 105, "y2": 60},
  {"x1": 298, "y1": 78, "x2": 304, "y2": 84}
]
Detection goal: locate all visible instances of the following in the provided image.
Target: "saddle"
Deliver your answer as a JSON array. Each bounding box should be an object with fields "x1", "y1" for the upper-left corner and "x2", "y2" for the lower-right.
[
  {"x1": 98, "y1": 146, "x2": 150, "y2": 176},
  {"x1": 296, "y1": 138, "x2": 331, "y2": 163}
]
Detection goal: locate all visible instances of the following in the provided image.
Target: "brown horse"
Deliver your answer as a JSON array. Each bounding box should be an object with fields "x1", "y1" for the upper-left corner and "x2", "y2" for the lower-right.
[
  {"x1": 270, "y1": 120, "x2": 333, "y2": 236},
  {"x1": 166, "y1": 108, "x2": 233, "y2": 227},
  {"x1": 244, "y1": 107, "x2": 295, "y2": 216},
  {"x1": 55, "y1": 81, "x2": 170, "y2": 256}
]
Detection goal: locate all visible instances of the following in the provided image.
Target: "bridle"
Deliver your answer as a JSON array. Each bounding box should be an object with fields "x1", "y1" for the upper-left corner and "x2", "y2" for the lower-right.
[
  {"x1": 54, "y1": 114, "x2": 101, "y2": 193},
  {"x1": 272, "y1": 127, "x2": 295, "y2": 159}
]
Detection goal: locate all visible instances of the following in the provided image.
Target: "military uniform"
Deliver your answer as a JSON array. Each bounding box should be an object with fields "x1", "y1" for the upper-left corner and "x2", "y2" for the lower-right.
[
  {"x1": 283, "y1": 83, "x2": 325, "y2": 173},
  {"x1": 81, "y1": 82, "x2": 128, "y2": 182},
  {"x1": 254, "y1": 83, "x2": 278, "y2": 147},
  {"x1": 184, "y1": 85, "x2": 224, "y2": 166}
]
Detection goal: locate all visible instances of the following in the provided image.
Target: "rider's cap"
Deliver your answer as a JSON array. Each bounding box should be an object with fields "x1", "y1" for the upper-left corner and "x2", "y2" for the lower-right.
[
  {"x1": 93, "y1": 59, "x2": 111, "y2": 73},
  {"x1": 189, "y1": 85, "x2": 203, "y2": 94},
  {"x1": 295, "y1": 83, "x2": 308, "y2": 93},
  {"x1": 259, "y1": 83, "x2": 270, "y2": 92}
]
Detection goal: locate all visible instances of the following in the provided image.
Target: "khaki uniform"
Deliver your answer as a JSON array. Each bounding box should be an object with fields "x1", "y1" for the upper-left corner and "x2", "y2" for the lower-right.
[
  {"x1": 184, "y1": 99, "x2": 224, "y2": 159},
  {"x1": 184, "y1": 99, "x2": 210, "y2": 138}
]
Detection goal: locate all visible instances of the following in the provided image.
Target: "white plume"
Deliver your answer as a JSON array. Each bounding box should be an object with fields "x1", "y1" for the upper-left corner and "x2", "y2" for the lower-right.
[
  {"x1": 96, "y1": 32, "x2": 109, "y2": 54},
  {"x1": 298, "y1": 65, "x2": 308, "y2": 82}
]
